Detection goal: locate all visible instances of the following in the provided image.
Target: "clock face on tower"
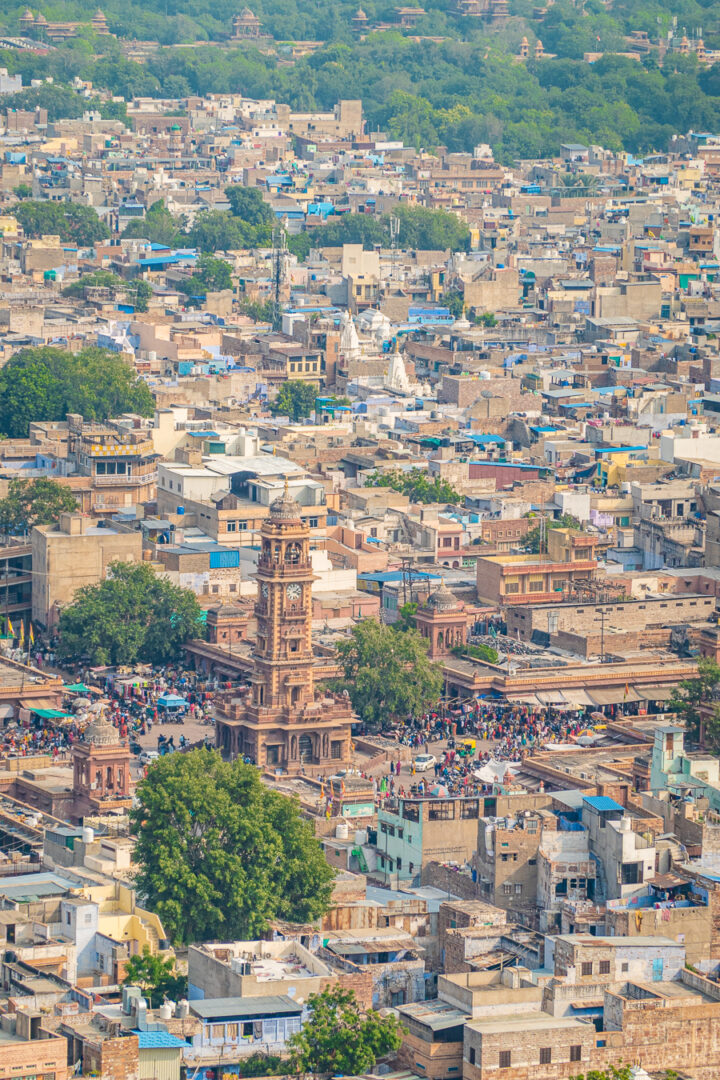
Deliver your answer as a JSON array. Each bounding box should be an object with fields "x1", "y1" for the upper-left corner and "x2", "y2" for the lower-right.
[{"x1": 286, "y1": 583, "x2": 302, "y2": 601}]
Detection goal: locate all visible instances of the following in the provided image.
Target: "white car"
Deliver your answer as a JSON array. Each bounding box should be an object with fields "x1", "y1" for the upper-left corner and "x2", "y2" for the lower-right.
[
  {"x1": 139, "y1": 749, "x2": 160, "y2": 767},
  {"x1": 413, "y1": 753, "x2": 437, "y2": 772}
]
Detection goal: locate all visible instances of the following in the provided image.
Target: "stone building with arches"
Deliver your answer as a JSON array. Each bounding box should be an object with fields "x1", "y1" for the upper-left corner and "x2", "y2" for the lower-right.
[
  {"x1": 70, "y1": 708, "x2": 132, "y2": 823},
  {"x1": 414, "y1": 581, "x2": 467, "y2": 660},
  {"x1": 215, "y1": 484, "x2": 353, "y2": 775}
]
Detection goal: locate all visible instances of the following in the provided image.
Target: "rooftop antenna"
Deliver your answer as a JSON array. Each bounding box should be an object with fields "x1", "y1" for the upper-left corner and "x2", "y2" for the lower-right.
[
  {"x1": 389, "y1": 214, "x2": 400, "y2": 282},
  {"x1": 271, "y1": 224, "x2": 287, "y2": 333}
]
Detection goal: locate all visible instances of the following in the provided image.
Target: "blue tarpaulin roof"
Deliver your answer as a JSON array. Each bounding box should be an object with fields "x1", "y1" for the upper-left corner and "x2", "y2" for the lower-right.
[
  {"x1": 466, "y1": 433, "x2": 506, "y2": 445},
  {"x1": 583, "y1": 795, "x2": 624, "y2": 813},
  {"x1": 135, "y1": 1031, "x2": 187, "y2": 1049}
]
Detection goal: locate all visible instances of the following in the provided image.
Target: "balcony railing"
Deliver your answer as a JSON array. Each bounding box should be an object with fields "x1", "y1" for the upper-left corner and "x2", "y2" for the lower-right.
[{"x1": 93, "y1": 472, "x2": 158, "y2": 487}]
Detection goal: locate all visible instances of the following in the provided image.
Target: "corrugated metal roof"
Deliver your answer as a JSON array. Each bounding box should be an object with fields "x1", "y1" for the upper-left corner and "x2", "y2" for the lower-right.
[{"x1": 190, "y1": 995, "x2": 302, "y2": 1021}]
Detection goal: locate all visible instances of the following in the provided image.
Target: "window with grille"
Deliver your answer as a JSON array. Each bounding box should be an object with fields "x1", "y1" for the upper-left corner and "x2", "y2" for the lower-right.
[
  {"x1": 570, "y1": 1045, "x2": 582, "y2": 1062},
  {"x1": 539, "y1": 1048, "x2": 551, "y2": 1065},
  {"x1": 581, "y1": 962, "x2": 593, "y2": 976},
  {"x1": 599, "y1": 960, "x2": 611, "y2": 975},
  {"x1": 499, "y1": 1051, "x2": 511, "y2": 1069}
]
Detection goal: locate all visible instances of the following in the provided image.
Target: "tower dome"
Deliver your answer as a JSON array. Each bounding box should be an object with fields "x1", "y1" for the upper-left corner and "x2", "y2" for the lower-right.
[
  {"x1": 425, "y1": 579, "x2": 458, "y2": 611},
  {"x1": 269, "y1": 477, "x2": 302, "y2": 522},
  {"x1": 84, "y1": 708, "x2": 120, "y2": 747}
]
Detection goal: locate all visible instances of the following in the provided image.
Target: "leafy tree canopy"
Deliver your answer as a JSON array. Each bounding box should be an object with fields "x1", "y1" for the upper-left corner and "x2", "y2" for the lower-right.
[
  {"x1": 0, "y1": 346, "x2": 154, "y2": 438},
  {"x1": 288, "y1": 986, "x2": 404, "y2": 1076},
  {"x1": 366, "y1": 467, "x2": 462, "y2": 505},
  {"x1": 57, "y1": 561, "x2": 206, "y2": 665},
  {"x1": 332, "y1": 619, "x2": 443, "y2": 728},
  {"x1": 186, "y1": 209, "x2": 272, "y2": 253},
  {"x1": 12, "y1": 200, "x2": 109, "y2": 246},
  {"x1": 393, "y1": 601, "x2": 418, "y2": 633},
  {"x1": 225, "y1": 185, "x2": 274, "y2": 231},
  {"x1": 668, "y1": 657, "x2": 720, "y2": 752},
  {"x1": 452, "y1": 641, "x2": 498, "y2": 664},
  {"x1": 240, "y1": 297, "x2": 275, "y2": 322},
  {"x1": 131, "y1": 748, "x2": 335, "y2": 944},
  {"x1": 233, "y1": 1054, "x2": 284, "y2": 1077},
  {"x1": 179, "y1": 254, "x2": 233, "y2": 304},
  {"x1": 303, "y1": 205, "x2": 470, "y2": 253},
  {"x1": 122, "y1": 947, "x2": 187, "y2": 1008},
  {"x1": 270, "y1": 380, "x2": 317, "y2": 421},
  {"x1": 122, "y1": 200, "x2": 185, "y2": 248},
  {"x1": 523, "y1": 512, "x2": 581, "y2": 553},
  {"x1": 62, "y1": 271, "x2": 153, "y2": 312},
  {"x1": 0, "y1": 478, "x2": 78, "y2": 538}
]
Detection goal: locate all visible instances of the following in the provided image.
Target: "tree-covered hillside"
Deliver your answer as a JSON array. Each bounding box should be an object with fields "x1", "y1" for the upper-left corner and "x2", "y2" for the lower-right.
[{"x1": 2, "y1": 0, "x2": 720, "y2": 159}]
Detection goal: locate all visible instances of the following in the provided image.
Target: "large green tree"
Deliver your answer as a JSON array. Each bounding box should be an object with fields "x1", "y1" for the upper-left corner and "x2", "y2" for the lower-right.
[
  {"x1": 122, "y1": 200, "x2": 184, "y2": 247},
  {"x1": 0, "y1": 478, "x2": 77, "y2": 538},
  {"x1": 12, "y1": 200, "x2": 109, "y2": 246},
  {"x1": 122, "y1": 946, "x2": 187, "y2": 1007},
  {"x1": 668, "y1": 658, "x2": 720, "y2": 751},
  {"x1": 179, "y1": 253, "x2": 233, "y2": 304},
  {"x1": 0, "y1": 347, "x2": 154, "y2": 438},
  {"x1": 131, "y1": 749, "x2": 335, "y2": 944},
  {"x1": 186, "y1": 209, "x2": 271, "y2": 253},
  {"x1": 57, "y1": 561, "x2": 205, "y2": 665},
  {"x1": 366, "y1": 468, "x2": 461, "y2": 505},
  {"x1": 270, "y1": 380, "x2": 317, "y2": 421},
  {"x1": 288, "y1": 987, "x2": 404, "y2": 1076},
  {"x1": 333, "y1": 619, "x2": 443, "y2": 728},
  {"x1": 225, "y1": 185, "x2": 274, "y2": 233}
]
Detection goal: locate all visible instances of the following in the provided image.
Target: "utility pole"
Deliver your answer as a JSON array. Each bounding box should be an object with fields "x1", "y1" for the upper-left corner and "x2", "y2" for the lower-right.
[
  {"x1": 389, "y1": 214, "x2": 400, "y2": 282},
  {"x1": 595, "y1": 606, "x2": 609, "y2": 663},
  {"x1": 271, "y1": 224, "x2": 287, "y2": 333}
]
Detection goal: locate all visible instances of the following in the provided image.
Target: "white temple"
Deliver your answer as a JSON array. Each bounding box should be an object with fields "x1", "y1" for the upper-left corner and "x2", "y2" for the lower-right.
[
  {"x1": 383, "y1": 341, "x2": 431, "y2": 397},
  {"x1": 384, "y1": 346, "x2": 413, "y2": 394},
  {"x1": 339, "y1": 310, "x2": 361, "y2": 360}
]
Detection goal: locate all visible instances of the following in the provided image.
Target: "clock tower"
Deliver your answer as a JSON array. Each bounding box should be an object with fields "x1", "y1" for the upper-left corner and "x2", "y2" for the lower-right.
[
  {"x1": 215, "y1": 482, "x2": 354, "y2": 775},
  {"x1": 253, "y1": 483, "x2": 316, "y2": 712}
]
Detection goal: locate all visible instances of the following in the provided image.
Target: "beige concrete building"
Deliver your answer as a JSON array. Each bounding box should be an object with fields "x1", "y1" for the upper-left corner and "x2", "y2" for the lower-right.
[{"x1": 31, "y1": 513, "x2": 142, "y2": 628}]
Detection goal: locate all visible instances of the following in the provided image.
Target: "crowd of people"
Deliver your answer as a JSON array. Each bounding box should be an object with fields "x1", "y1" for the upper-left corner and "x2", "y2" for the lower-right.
[
  {"x1": 370, "y1": 700, "x2": 608, "y2": 800},
  {"x1": 0, "y1": 661, "x2": 228, "y2": 763}
]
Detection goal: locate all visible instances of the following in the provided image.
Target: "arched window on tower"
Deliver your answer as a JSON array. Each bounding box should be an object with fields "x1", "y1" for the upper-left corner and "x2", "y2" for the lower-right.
[{"x1": 286, "y1": 542, "x2": 301, "y2": 564}]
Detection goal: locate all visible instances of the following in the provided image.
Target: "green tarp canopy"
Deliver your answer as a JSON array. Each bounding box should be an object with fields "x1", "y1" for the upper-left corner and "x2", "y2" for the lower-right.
[
  {"x1": 63, "y1": 683, "x2": 90, "y2": 693},
  {"x1": 31, "y1": 708, "x2": 74, "y2": 720}
]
